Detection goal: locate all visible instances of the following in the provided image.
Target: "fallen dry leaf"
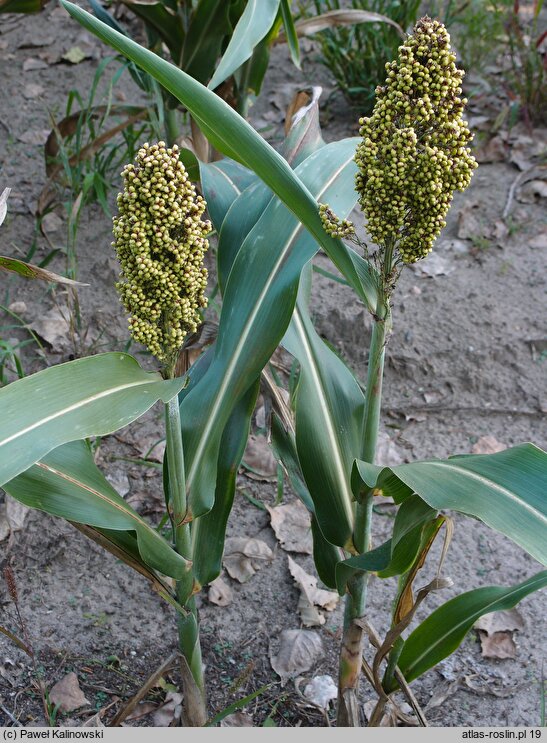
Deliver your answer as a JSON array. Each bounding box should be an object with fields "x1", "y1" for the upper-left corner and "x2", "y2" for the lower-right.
[
  {"x1": 303, "y1": 674, "x2": 337, "y2": 709},
  {"x1": 474, "y1": 134, "x2": 507, "y2": 163},
  {"x1": 269, "y1": 629, "x2": 324, "y2": 685},
  {"x1": 471, "y1": 436, "x2": 506, "y2": 455},
  {"x1": 124, "y1": 702, "x2": 157, "y2": 721},
  {"x1": 509, "y1": 133, "x2": 546, "y2": 171},
  {"x1": 152, "y1": 691, "x2": 182, "y2": 727},
  {"x1": 106, "y1": 469, "x2": 130, "y2": 497},
  {"x1": 474, "y1": 608, "x2": 525, "y2": 634},
  {"x1": 49, "y1": 672, "x2": 90, "y2": 713},
  {"x1": 223, "y1": 537, "x2": 273, "y2": 583},
  {"x1": 220, "y1": 712, "x2": 254, "y2": 727},
  {"x1": 29, "y1": 306, "x2": 74, "y2": 352},
  {"x1": 457, "y1": 204, "x2": 488, "y2": 241},
  {"x1": 474, "y1": 608, "x2": 524, "y2": 659},
  {"x1": 242, "y1": 434, "x2": 277, "y2": 481},
  {"x1": 0, "y1": 496, "x2": 29, "y2": 541},
  {"x1": 287, "y1": 556, "x2": 338, "y2": 627},
  {"x1": 477, "y1": 632, "x2": 518, "y2": 659},
  {"x1": 0, "y1": 188, "x2": 10, "y2": 228},
  {"x1": 208, "y1": 575, "x2": 233, "y2": 607},
  {"x1": 517, "y1": 179, "x2": 547, "y2": 204},
  {"x1": 267, "y1": 501, "x2": 313, "y2": 554},
  {"x1": 411, "y1": 252, "x2": 454, "y2": 277}
]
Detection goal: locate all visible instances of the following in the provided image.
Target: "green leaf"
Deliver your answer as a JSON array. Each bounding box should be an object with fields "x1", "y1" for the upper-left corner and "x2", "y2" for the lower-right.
[
  {"x1": 208, "y1": 0, "x2": 281, "y2": 91},
  {"x1": 199, "y1": 158, "x2": 256, "y2": 234},
  {"x1": 181, "y1": 139, "x2": 359, "y2": 519},
  {"x1": 335, "y1": 540, "x2": 393, "y2": 595},
  {"x1": 191, "y1": 378, "x2": 260, "y2": 589},
  {"x1": 0, "y1": 0, "x2": 43, "y2": 12},
  {"x1": 279, "y1": 0, "x2": 300, "y2": 68},
  {"x1": 4, "y1": 441, "x2": 189, "y2": 579},
  {"x1": 60, "y1": 0, "x2": 380, "y2": 313},
  {"x1": 181, "y1": 0, "x2": 234, "y2": 84},
  {"x1": 0, "y1": 353, "x2": 184, "y2": 487},
  {"x1": 354, "y1": 444, "x2": 547, "y2": 565},
  {"x1": 0, "y1": 255, "x2": 86, "y2": 286},
  {"x1": 122, "y1": 0, "x2": 185, "y2": 63},
  {"x1": 282, "y1": 264, "x2": 365, "y2": 549},
  {"x1": 390, "y1": 571, "x2": 547, "y2": 690}
]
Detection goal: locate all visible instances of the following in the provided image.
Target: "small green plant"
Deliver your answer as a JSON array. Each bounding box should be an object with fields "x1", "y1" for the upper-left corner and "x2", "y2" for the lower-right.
[
  {"x1": 309, "y1": 0, "x2": 421, "y2": 113},
  {"x1": 2, "y1": 4, "x2": 546, "y2": 729}
]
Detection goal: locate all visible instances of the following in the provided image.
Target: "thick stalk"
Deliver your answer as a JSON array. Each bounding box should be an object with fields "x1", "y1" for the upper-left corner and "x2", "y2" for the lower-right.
[{"x1": 165, "y1": 394, "x2": 206, "y2": 726}]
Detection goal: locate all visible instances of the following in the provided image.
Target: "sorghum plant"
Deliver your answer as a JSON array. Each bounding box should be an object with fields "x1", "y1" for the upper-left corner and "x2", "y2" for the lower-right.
[{"x1": 2, "y1": 2, "x2": 546, "y2": 727}]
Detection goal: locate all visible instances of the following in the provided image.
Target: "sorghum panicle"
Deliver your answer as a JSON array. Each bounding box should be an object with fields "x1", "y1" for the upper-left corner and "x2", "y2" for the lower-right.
[
  {"x1": 113, "y1": 142, "x2": 209, "y2": 363},
  {"x1": 319, "y1": 203, "x2": 355, "y2": 238},
  {"x1": 355, "y1": 17, "x2": 477, "y2": 263}
]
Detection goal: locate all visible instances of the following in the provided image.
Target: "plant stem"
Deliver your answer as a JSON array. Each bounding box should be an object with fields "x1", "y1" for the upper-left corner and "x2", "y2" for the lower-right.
[
  {"x1": 337, "y1": 284, "x2": 389, "y2": 727},
  {"x1": 164, "y1": 393, "x2": 206, "y2": 726},
  {"x1": 164, "y1": 107, "x2": 179, "y2": 147}
]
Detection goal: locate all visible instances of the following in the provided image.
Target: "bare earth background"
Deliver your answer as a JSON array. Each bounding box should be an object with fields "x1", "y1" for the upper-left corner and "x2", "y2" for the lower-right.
[{"x1": 0, "y1": 1, "x2": 546, "y2": 728}]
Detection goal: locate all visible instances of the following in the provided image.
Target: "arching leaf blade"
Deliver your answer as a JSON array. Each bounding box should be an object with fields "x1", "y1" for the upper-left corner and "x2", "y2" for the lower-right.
[
  {"x1": 4, "y1": 441, "x2": 189, "y2": 579},
  {"x1": 0, "y1": 353, "x2": 184, "y2": 487}
]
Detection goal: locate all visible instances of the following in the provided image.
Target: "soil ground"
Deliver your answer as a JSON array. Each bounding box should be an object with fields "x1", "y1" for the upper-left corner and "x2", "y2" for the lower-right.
[{"x1": 0, "y1": 1, "x2": 546, "y2": 728}]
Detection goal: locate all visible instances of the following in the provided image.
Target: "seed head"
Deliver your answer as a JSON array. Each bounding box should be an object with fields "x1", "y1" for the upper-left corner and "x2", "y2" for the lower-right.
[
  {"x1": 319, "y1": 203, "x2": 355, "y2": 238},
  {"x1": 354, "y1": 17, "x2": 477, "y2": 263},
  {"x1": 113, "y1": 142, "x2": 210, "y2": 363}
]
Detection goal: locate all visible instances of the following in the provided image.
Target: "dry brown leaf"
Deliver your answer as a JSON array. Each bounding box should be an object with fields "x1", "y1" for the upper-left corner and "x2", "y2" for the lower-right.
[
  {"x1": 303, "y1": 674, "x2": 337, "y2": 709},
  {"x1": 29, "y1": 306, "x2": 73, "y2": 352},
  {"x1": 223, "y1": 537, "x2": 273, "y2": 583},
  {"x1": 220, "y1": 712, "x2": 254, "y2": 727},
  {"x1": 0, "y1": 188, "x2": 10, "y2": 228},
  {"x1": 474, "y1": 608, "x2": 525, "y2": 634},
  {"x1": 0, "y1": 496, "x2": 29, "y2": 541},
  {"x1": 471, "y1": 436, "x2": 506, "y2": 455},
  {"x1": 241, "y1": 434, "x2": 277, "y2": 481},
  {"x1": 474, "y1": 608, "x2": 524, "y2": 659},
  {"x1": 267, "y1": 501, "x2": 313, "y2": 554},
  {"x1": 105, "y1": 469, "x2": 130, "y2": 497},
  {"x1": 510, "y1": 133, "x2": 546, "y2": 171},
  {"x1": 457, "y1": 204, "x2": 487, "y2": 241},
  {"x1": 363, "y1": 699, "x2": 394, "y2": 726},
  {"x1": 517, "y1": 179, "x2": 547, "y2": 204},
  {"x1": 208, "y1": 575, "x2": 233, "y2": 607},
  {"x1": 411, "y1": 252, "x2": 454, "y2": 277},
  {"x1": 474, "y1": 135, "x2": 507, "y2": 163},
  {"x1": 477, "y1": 632, "x2": 518, "y2": 659},
  {"x1": 152, "y1": 691, "x2": 182, "y2": 727},
  {"x1": 287, "y1": 556, "x2": 338, "y2": 627},
  {"x1": 49, "y1": 672, "x2": 90, "y2": 713},
  {"x1": 124, "y1": 701, "x2": 157, "y2": 721},
  {"x1": 269, "y1": 630, "x2": 324, "y2": 685}
]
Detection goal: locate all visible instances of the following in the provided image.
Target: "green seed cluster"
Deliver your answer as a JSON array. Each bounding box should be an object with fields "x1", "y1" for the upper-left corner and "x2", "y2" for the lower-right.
[
  {"x1": 354, "y1": 17, "x2": 477, "y2": 263},
  {"x1": 113, "y1": 142, "x2": 209, "y2": 362},
  {"x1": 319, "y1": 203, "x2": 355, "y2": 238}
]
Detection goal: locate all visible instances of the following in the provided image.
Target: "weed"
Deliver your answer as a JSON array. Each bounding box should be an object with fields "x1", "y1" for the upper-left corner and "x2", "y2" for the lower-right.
[{"x1": 309, "y1": 0, "x2": 421, "y2": 113}]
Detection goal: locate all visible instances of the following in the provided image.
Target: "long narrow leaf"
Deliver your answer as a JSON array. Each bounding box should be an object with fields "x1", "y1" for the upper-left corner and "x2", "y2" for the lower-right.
[
  {"x1": 60, "y1": 1, "x2": 380, "y2": 313},
  {"x1": 389, "y1": 571, "x2": 547, "y2": 690},
  {"x1": 5, "y1": 441, "x2": 189, "y2": 579},
  {"x1": 0, "y1": 353, "x2": 184, "y2": 487},
  {"x1": 181, "y1": 140, "x2": 359, "y2": 519},
  {"x1": 354, "y1": 444, "x2": 547, "y2": 565},
  {"x1": 208, "y1": 0, "x2": 281, "y2": 91},
  {"x1": 282, "y1": 265, "x2": 365, "y2": 549}
]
